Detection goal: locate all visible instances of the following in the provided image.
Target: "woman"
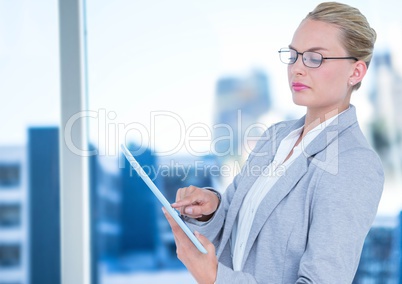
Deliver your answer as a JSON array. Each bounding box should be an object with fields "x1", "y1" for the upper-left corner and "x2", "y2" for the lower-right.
[{"x1": 163, "y1": 2, "x2": 384, "y2": 283}]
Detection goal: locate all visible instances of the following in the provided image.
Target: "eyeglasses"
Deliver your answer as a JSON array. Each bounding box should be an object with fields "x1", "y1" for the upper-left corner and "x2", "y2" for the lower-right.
[{"x1": 278, "y1": 48, "x2": 358, "y2": 68}]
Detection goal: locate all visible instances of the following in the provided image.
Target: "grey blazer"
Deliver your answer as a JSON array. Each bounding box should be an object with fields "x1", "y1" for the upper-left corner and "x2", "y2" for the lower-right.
[{"x1": 187, "y1": 105, "x2": 384, "y2": 283}]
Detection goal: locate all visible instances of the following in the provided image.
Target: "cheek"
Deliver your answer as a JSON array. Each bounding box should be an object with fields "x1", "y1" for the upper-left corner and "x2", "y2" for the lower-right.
[
  {"x1": 287, "y1": 67, "x2": 292, "y2": 84},
  {"x1": 321, "y1": 64, "x2": 350, "y2": 85},
  {"x1": 315, "y1": 69, "x2": 350, "y2": 101},
  {"x1": 315, "y1": 68, "x2": 344, "y2": 90}
]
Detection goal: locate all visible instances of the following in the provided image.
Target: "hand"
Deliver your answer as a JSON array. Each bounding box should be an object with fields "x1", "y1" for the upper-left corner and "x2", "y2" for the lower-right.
[
  {"x1": 162, "y1": 207, "x2": 218, "y2": 284},
  {"x1": 171, "y1": 185, "x2": 220, "y2": 221}
]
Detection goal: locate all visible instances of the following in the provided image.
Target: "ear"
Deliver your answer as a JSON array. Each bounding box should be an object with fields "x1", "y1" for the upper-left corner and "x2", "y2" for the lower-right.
[{"x1": 349, "y1": 60, "x2": 367, "y2": 85}]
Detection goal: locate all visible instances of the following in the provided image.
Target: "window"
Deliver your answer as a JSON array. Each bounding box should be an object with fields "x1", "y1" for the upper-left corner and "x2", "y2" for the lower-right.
[
  {"x1": 0, "y1": 244, "x2": 21, "y2": 268},
  {"x1": 83, "y1": 1, "x2": 402, "y2": 283},
  {"x1": 0, "y1": 164, "x2": 20, "y2": 188},
  {"x1": 0, "y1": 204, "x2": 21, "y2": 227}
]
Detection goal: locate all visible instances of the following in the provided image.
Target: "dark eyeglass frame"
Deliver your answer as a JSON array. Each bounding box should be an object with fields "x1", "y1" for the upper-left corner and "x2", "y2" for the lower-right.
[{"x1": 278, "y1": 47, "x2": 359, "y2": 68}]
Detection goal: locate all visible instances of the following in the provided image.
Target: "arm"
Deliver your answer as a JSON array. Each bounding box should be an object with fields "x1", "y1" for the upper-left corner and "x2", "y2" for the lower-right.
[{"x1": 296, "y1": 148, "x2": 384, "y2": 283}]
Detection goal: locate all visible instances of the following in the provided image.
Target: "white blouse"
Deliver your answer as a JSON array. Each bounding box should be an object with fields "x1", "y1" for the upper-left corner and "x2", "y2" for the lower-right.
[{"x1": 231, "y1": 112, "x2": 343, "y2": 271}]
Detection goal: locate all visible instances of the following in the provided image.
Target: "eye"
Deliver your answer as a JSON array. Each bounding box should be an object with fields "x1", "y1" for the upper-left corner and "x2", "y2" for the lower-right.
[
  {"x1": 279, "y1": 49, "x2": 297, "y2": 64},
  {"x1": 305, "y1": 52, "x2": 322, "y2": 66},
  {"x1": 288, "y1": 50, "x2": 298, "y2": 63},
  {"x1": 310, "y1": 58, "x2": 322, "y2": 64}
]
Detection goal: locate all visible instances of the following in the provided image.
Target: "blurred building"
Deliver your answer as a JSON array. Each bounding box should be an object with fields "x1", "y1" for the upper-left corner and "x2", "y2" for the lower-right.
[
  {"x1": 369, "y1": 51, "x2": 402, "y2": 179},
  {"x1": 159, "y1": 154, "x2": 219, "y2": 203},
  {"x1": 0, "y1": 146, "x2": 28, "y2": 284},
  {"x1": 397, "y1": 212, "x2": 402, "y2": 283},
  {"x1": 28, "y1": 127, "x2": 60, "y2": 284},
  {"x1": 118, "y1": 144, "x2": 167, "y2": 271},
  {"x1": 89, "y1": 149, "x2": 122, "y2": 281},
  {"x1": 353, "y1": 215, "x2": 400, "y2": 283},
  {"x1": 213, "y1": 69, "x2": 271, "y2": 162}
]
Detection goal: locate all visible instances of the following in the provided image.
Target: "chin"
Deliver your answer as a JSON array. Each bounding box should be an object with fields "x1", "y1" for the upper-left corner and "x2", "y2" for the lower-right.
[{"x1": 292, "y1": 94, "x2": 310, "y2": 107}]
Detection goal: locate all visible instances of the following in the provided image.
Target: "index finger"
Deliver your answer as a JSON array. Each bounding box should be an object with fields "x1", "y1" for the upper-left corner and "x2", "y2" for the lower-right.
[{"x1": 171, "y1": 196, "x2": 195, "y2": 208}]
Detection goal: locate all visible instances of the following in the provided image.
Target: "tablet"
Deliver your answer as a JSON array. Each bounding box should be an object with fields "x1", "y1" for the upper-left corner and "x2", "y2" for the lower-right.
[{"x1": 120, "y1": 144, "x2": 207, "y2": 254}]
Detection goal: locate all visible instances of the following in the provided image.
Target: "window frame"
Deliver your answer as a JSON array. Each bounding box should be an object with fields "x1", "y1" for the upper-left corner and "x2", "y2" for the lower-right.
[{"x1": 59, "y1": 0, "x2": 91, "y2": 283}]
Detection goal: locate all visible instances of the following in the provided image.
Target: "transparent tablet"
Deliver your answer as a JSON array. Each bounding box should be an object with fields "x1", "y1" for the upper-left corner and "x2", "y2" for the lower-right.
[{"x1": 120, "y1": 144, "x2": 207, "y2": 254}]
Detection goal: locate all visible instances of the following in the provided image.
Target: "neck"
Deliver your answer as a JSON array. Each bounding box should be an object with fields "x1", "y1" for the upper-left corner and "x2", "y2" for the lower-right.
[{"x1": 302, "y1": 105, "x2": 349, "y2": 138}]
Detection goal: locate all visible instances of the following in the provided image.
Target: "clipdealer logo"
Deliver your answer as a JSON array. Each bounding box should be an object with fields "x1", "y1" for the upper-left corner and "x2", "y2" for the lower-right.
[
  {"x1": 63, "y1": 108, "x2": 341, "y2": 176},
  {"x1": 63, "y1": 109, "x2": 270, "y2": 158}
]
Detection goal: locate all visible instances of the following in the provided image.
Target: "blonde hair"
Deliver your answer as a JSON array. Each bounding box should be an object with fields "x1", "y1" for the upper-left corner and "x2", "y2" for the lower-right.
[{"x1": 305, "y1": 2, "x2": 376, "y2": 90}]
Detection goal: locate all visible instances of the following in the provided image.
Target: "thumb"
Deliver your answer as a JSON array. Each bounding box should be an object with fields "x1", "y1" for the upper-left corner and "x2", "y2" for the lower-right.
[{"x1": 194, "y1": 231, "x2": 214, "y2": 251}]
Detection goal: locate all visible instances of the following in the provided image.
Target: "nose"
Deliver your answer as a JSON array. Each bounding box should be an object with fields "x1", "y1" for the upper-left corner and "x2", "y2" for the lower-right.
[{"x1": 289, "y1": 54, "x2": 306, "y2": 75}]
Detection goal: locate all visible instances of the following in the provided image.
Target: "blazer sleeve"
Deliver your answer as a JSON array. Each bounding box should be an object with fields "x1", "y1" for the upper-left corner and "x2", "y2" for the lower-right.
[{"x1": 296, "y1": 147, "x2": 384, "y2": 283}]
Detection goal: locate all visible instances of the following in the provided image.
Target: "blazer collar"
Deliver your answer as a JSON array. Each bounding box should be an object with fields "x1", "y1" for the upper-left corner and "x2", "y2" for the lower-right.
[
  {"x1": 269, "y1": 104, "x2": 358, "y2": 157},
  {"x1": 304, "y1": 104, "x2": 358, "y2": 157}
]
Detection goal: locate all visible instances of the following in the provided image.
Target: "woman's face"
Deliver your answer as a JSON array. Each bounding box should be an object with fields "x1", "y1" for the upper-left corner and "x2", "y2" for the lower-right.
[{"x1": 288, "y1": 19, "x2": 356, "y2": 114}]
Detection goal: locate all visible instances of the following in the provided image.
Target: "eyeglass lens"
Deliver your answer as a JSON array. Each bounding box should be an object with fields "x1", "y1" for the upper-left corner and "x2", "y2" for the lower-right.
[{"x1": 279, "y1": 49, "x2": 323, "y2": 68}]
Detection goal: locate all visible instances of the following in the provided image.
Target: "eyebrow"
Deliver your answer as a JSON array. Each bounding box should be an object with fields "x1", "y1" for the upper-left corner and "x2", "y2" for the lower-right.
[{"x1": 288, "y1": 45, "x2": 329, "y2": 52}]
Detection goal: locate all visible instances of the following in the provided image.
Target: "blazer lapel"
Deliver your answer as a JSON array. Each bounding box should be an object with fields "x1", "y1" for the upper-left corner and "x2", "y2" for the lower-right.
[
  {"x1": 240, "y1": 154, "x2": 309, "y2": 268},
  {"x1": 215, "y1": 146, "x2": 275, "y2": 257},
  {"x1": 216, "y1": 118, "x2": 306, "y2": 257}
]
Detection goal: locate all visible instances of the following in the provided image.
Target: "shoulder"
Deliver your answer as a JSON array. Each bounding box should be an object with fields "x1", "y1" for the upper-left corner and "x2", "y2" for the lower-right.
[
  {"x1": 312, "y1": 128, "x2": 384, "y2": 198},
  {"x1": 333, "y1": 122, "x2": 382, "y2": 168},
  {"x1": 309, "y1": 120, "x2": 384, "y2": 196}
]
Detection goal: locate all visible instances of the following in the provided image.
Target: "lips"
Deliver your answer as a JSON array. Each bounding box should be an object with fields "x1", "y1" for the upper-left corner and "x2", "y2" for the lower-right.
[{"x1": 292, "y1": 82, "x2": 309, "y2": 92}]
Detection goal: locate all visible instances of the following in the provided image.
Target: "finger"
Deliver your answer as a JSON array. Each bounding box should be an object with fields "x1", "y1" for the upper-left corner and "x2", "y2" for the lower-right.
[
  {"x1": 182, "y1": 205, "x2": 203, "y2": 217},
  {"x1": 177, "y1": 185, "x2": 200, "y2": 203},
  {"x1": 175, "y1": 188, "x2": 182, "y2": 214},
  {"x1": 162, "y1": 207, "x2": 185, "y2": 237},
  {"x1": 194, "y1": 231, "x2": 215, "y2": 253},
  {"x1": 162, "y1": 208, "x2": 180, "y2": 246},
  {"x1": 194, "y1": 231, "x2": 207, "y2": 243},
  {"x1": 175, "y1": 187, "x2": 187, "y2": 215},
  {"x1": 171, "y1": 196, "x2": 197, "y2": 208},
  {"x1": 162, "y1": 207, "x2": 202, "y2": 256},
  {"x1": 175, "y1": 187, "x2": 185, "y2": 203},
  {"x1": 172, "y1": 186, "x2": 203, "y2": 207},
  {"x1": 171, "y1": 203, "x2": 203, "y2": 219}
]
